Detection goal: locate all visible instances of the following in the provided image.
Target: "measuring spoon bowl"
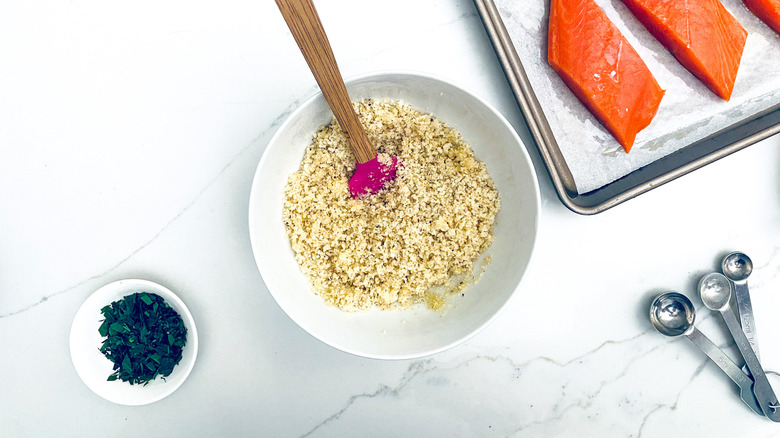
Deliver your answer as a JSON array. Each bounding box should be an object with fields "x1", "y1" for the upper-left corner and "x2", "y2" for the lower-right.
[
  {"x1": 723, "y1": 252, "x2": 753, "y2": 282},
  {"x1": 699, "y1": 272, "x2": 733, "y2": 312},
  {"x1": 650, "y1": 292, "x2": 695, "y2": 337}
]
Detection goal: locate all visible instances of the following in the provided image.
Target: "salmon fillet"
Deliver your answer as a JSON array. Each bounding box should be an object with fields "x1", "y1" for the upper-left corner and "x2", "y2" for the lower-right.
[
  {"x1": 745, "y1": 0, "x2": 780, "y2": 34},
  {"x1": 548, "y1": 0, "x2": 664, "y2": 152},
  {"x1": 621, "y1": 0, "x2": 748, "y2": 101}
]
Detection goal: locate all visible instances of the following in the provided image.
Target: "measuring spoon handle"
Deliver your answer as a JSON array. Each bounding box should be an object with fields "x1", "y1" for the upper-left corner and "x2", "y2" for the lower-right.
[
  {"x1": 721, "y1": 307, "x2": 780, "y2": 420},
  {"x1": 733, "y1": 280, "x2": 760, "y2": 360},
  {"x1": 687, "y1": 327, "x2": 763, "y2": 415}
]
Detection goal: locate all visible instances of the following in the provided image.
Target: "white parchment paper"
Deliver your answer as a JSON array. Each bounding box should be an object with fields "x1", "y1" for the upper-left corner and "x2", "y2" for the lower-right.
[{"x1": 494, "y1": 0, "x2": 780, "y2": 194}]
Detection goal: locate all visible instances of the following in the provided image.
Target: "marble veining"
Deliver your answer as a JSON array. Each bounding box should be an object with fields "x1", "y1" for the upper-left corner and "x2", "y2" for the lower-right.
[
  {"x1": 0, "y1": 96, "x2": 300, "y2": 320},
  {"x1": 2, "y1": 1, "x2": 780, "y2": 437},
  {"x1": 301, "y1": 331, "x2": 693, "y2": 437}
]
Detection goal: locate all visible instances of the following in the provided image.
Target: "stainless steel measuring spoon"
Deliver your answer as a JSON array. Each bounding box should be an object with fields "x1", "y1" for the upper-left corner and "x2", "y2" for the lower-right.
[
  {"x1": 722, "y1": 252, "x2": 759, "y2": 360},
  {"x1": 699, "y1": 273, "x2": 780, "y2": 420},
  {"x1": 649, "y1": 292, "x2": 763, "y2": 415}
]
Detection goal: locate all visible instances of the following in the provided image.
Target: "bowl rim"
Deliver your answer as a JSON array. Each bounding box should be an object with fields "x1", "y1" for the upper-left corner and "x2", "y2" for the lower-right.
[{"x1": 248, "y1": 70, "x2": 541, "y2": 360}]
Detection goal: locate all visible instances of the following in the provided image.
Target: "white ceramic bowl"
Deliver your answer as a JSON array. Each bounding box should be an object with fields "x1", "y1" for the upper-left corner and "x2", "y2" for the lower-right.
[
  {"x1": 248, "y1": 72, "x2": 540, "y2": 359},
  {"x1": 69, "y1": 279, "x2": 198, "y2": 405}
]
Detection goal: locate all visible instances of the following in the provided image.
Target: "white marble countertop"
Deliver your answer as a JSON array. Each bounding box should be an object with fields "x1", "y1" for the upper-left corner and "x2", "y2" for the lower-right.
[{"x1": 2, "y1": 1, "x2": 779, "y2": 436}]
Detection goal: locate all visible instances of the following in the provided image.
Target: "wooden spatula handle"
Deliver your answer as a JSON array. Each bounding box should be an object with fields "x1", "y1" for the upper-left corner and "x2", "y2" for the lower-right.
[{"x1": 276, "y1": 0, "x2": 376, "y2": 163}]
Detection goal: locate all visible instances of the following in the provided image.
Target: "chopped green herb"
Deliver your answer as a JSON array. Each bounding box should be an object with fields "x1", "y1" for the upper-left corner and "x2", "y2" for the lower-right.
[{"x1": 98, "y1": 292, "x2": 187, "y2": 385}]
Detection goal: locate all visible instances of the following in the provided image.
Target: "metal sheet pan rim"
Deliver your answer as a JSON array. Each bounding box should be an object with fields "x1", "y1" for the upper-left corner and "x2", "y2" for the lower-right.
[{"x1": 474, "y1": 0, "x2": 780, "y2": 215}]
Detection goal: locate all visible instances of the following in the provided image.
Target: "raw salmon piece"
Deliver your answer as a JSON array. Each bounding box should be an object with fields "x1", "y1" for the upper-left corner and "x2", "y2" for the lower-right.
[
  {"x1": 745, "y1": 0, "x2": 780, "y2": 34},
  {"x1": 621, "y1": 0, "x2": 748, "y2": 101},
  {"x1": 548, "y1": 0, "x2": 665, "y2": 152}
]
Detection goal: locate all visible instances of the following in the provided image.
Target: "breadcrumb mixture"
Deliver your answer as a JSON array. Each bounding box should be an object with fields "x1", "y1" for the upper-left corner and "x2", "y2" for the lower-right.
[{"x1": 282, "y1": 99, "x2": 500, "y2": 312}]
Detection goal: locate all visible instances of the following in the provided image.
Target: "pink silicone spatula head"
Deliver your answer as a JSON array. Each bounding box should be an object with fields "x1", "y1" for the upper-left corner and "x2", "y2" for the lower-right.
[
  {"x1": 276, "y1": 0, "x2": 400, "y2": 197},
  {"x1": 348, "y1": 155, "x2": 401, "y2": 198}
]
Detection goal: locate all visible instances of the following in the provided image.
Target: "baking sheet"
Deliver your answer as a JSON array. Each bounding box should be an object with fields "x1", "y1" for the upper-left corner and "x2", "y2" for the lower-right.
[{"x1": 483, "y1": 0, "x2": 780, "y2": 196}]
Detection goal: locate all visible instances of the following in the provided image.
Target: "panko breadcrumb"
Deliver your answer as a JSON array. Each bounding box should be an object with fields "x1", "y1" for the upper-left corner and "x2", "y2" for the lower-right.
[{"x1": 282, "y1": 99, "x2": 500, "y2": 312}]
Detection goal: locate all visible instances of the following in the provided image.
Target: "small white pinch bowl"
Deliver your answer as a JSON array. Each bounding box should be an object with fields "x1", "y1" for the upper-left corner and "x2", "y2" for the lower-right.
[
  {"x1": 69, "y1": 279, "x2": 198, "y2": 405},
  {"x1": 248, "y1": 72, "x2": 540, "y2": 360}
]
